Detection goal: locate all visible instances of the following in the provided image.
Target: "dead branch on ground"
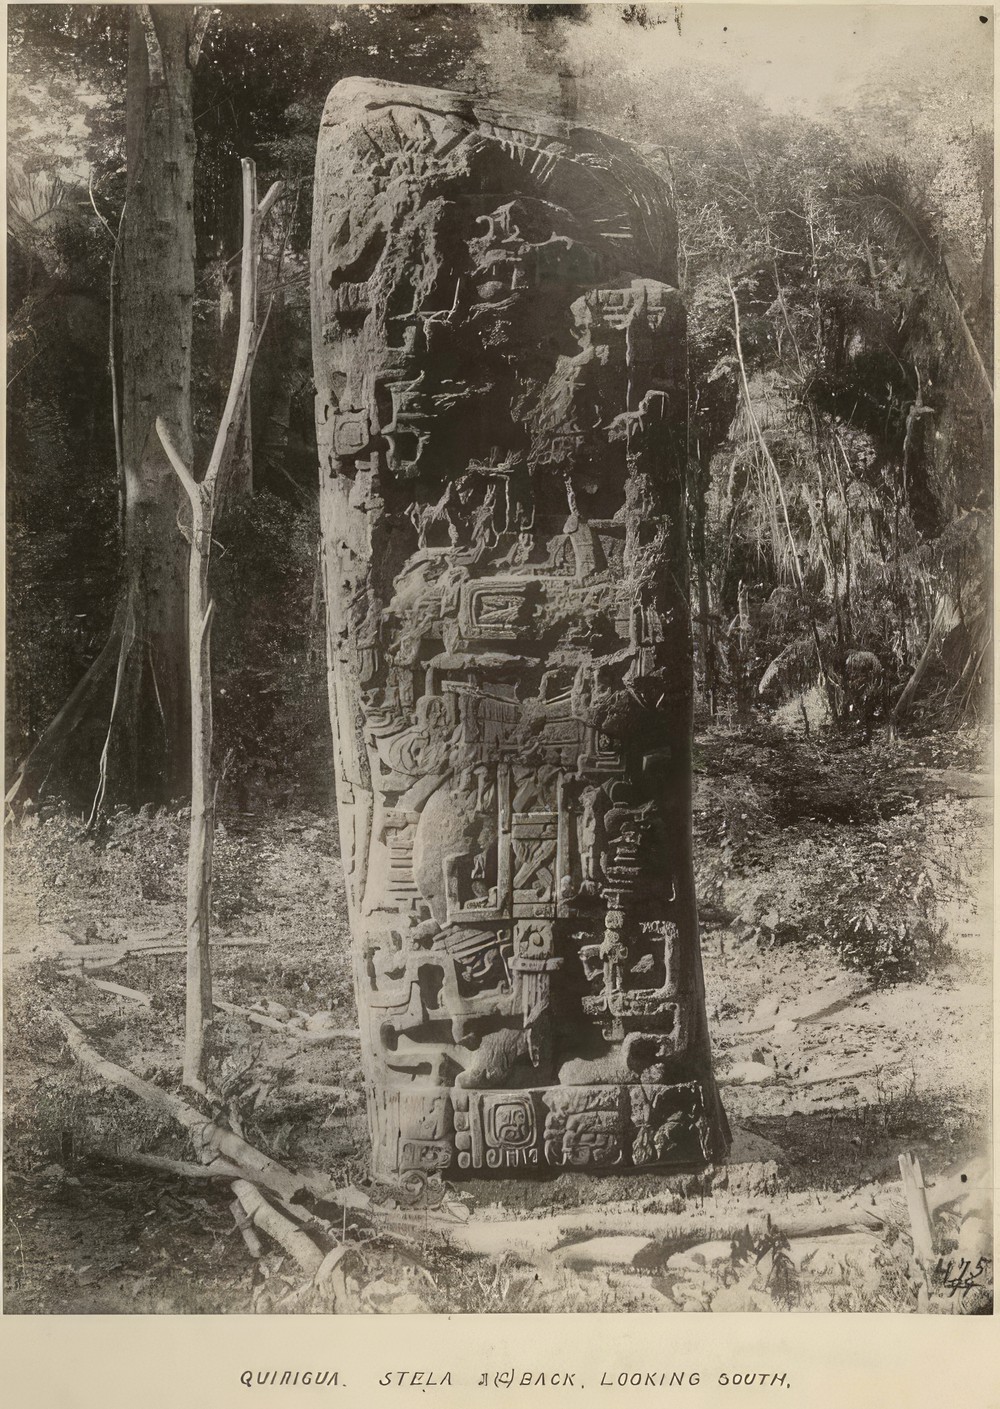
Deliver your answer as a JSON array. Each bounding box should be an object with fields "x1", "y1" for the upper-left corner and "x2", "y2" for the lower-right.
[{"x1": 51, "y1": 1005, "x2": 303, "y2": 1203}]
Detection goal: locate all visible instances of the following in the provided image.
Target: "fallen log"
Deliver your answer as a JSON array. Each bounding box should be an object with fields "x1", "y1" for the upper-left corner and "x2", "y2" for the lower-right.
[
  {"x1": 59, "y1": 938, "x2": 162, "y2": 954},
  {"x1": 121, "y1": 933, "x2": 266, "y2": 950},
  {"x1": 58, "y1": 937, "x2": 265, "y2": 974},
  {"x1": 59, "y1": 955, "x2": 133, "y2": 974},
  {"x1": 78, "y1": 978, "x2": 152, "y2": 1007},
  {"x1": 213, "y1": 998, "x2": 289, "y2": 1034},
  {"x1": 252, "y1": 1082, "x2": 360, "y2": 1118},
  {"x1": 53, "y1": 1005, "x2": 211, "y2": 1126},
  {"x1": 718, "y1": 978, "x2": 870, "y2": 1038},
  {"x1": 58, "y1": 936, "x2": 180, "y2": 958},
  {"x1": 231, "y1": 1197, "x2": 264, "y2": 1259},
  {"x1": 50, "y1": 1006, "x2": 305, "y2": 1203},
  {"x1": 61, "y1": 957, "x2": 141, "y2": 975},
  {"x1": 231, "y1": 1180, "x2": 325, "y2": 1276},
  {"x1": 315, "y1": 1246, "x2": 353, "y2": 1304},
  {"x1": 789, "y1": 1063, "x2": 874, "y2": 1090},
  {"x1": 214, "y1": 998, "x2": 359, "y2": 1044},
  {"x1": 143, "y1": 938, "x2": 265, "y2": 953},
  {"x1": 719, "y1": 1061, "x2": 878, "y2": 1092},
  {"x1": 368, "y1": 1198, "x2": 896, "y2": 1261},
  {"x1": 96, "y1": 1150, "x2": 248, "y2": 1182},
  {"x1": 58, "y1": 937, "x2": 265, "y2": 959},
  {"x1": 90, "y1": 1147, "x2": 360, "y2": 1251},
  {"x1": 196, "y1": 1126, "x2": 306, "y2": 1202}
]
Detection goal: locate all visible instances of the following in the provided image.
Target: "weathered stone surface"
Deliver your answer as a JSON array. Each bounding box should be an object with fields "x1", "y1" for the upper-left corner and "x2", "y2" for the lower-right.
[{"x1": 310, "y1": 77, "x2": 728, "y2": 1179}]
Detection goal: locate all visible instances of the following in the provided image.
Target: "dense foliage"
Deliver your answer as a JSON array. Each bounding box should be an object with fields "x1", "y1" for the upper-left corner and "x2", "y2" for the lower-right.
[{"x1": 6, "y1": 4, "x2": 992, "y2": 812}]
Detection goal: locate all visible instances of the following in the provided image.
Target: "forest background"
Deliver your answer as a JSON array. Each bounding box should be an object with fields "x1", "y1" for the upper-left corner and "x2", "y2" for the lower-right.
[
  {"x1": 2, "y1": 2, "x2": 994, "y2": 1317},
  {"x1": 7, "y1": 2, "x2": 993, "y2": 815}
]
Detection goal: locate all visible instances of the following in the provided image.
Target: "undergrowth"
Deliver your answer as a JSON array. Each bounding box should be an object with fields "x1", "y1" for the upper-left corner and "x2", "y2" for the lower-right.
[{"x1": 693, "y1": 724, "x2": 983, "y2": 984}]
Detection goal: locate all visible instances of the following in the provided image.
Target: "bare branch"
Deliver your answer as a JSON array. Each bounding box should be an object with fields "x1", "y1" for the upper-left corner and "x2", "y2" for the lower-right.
[
  {"x1": 257, "y1": 181, "x2": 283, "y2": 221},
  {"x1": 198, "y1": 598, "x2": 216, "y2": 651},
  {"x1": 204, "y1": 163, "x2": 284, "y2": 498},
  {"x1": 155, "y1": 415, "x2": 200, "y2": 511},
  {"x1": 231, "y1": 1181, "x2": 325, "y2": 1277},
  {"x1": 106, "y1": 200, "x2": 128, "y2": 536},
  {"x1": 86, "y1": 603, "x2": 136, "y2": 829},
  {"x1": 203, "y1": 160, "x2": 259, "y2": 497},
  {"x1": 170, "y1": 156, "x2": 281, "y2": 1092},
  {"x1": 50, "y1": 1007, "x2": 306, "y2": 1203},
  {"x1": 103, "y1": 1151, "x2": 248, "y2": 1182},
  {"x1": 87, "y1": 169, "x2": 118, "y2": 246},
  {"x1": 253, "y1": 183, "x2": 299, "y2": 360},
  {"x1": 5, "y1": 603, "x2": 127, "y2": 814}
]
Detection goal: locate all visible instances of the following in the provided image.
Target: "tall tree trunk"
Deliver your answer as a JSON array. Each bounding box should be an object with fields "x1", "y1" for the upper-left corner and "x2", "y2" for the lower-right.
[
  {"x1": 6, "y1": 6, "x2": 212, "y2": 817},
  {"x1": 117, "y1": 5, "x2": 199, "y2": 804}
]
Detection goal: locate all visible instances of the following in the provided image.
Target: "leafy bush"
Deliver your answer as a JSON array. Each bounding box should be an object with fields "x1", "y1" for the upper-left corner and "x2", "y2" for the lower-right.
[{"x1": 211, "y1": 490, "x2": 333, "y2": 811}]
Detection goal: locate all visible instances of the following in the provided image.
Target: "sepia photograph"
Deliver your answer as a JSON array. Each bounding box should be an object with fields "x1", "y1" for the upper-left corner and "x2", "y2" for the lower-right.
[{"x1": 4, "y1": 1, "x2": 993, "y2": 1323}]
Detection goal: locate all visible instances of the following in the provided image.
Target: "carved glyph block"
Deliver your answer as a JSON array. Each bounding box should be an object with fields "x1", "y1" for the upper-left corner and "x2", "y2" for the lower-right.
[{"x1": 311, "y1": 78, "x2": 729, "y2": 1179}]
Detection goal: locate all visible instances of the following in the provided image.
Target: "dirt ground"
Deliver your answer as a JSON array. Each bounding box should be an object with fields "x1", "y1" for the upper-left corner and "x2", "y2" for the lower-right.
[{"x1": 3, "y1": 722, "x2": 992, "y2": 1314}]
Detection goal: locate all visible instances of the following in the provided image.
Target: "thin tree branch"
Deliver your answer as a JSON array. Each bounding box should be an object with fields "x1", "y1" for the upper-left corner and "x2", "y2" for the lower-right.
[
  {"x1": 157, "y1": 157, "x2": 282, "y2": 1092},
  {"x1": 155, "y1": 416, "x2": 200, "y2": 511},
  {"x1": 6, "y1": 603, "x2": 128, "y2": 813},
  {"x1": 86, "y1": 602, "x2": 136, "y2": 828},
  {"x1": 87, "y1": 169, "x2": 119, "y2": 247},
  {"x1": 147, "y1": 643, "x2": 167, "y2": 739},
  {"x1": 198, "y1": 599, "x2": 216, "y2": 651},
  {"x1": 204, "y1": 160, "x2": 262, "y2": 497},
  {"x1": 257, "y1": 181, "x2": 283, "y2": 221},
  {"x1": 50, "y1": 1007, "x2": 306, "y2": 1203},
  {"x1": 110, "y1": 201, "x2": 127, "y2": 537}
]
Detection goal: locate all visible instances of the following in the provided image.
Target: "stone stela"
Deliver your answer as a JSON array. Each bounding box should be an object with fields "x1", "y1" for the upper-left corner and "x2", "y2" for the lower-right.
[{"x1": 310, "y1": 78, "x2": 729, "y2": 1179}]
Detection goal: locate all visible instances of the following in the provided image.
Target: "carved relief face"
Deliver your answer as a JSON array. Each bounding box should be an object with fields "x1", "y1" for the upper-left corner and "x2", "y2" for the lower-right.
[{"x1": 321, "y1": 142, "x2": 642, "y2": 488}]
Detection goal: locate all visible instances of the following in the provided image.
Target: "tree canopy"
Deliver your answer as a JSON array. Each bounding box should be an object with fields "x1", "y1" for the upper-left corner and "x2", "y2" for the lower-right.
[{"x1": 7, "y1": 3, "x2": 992, "y2": 811}]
